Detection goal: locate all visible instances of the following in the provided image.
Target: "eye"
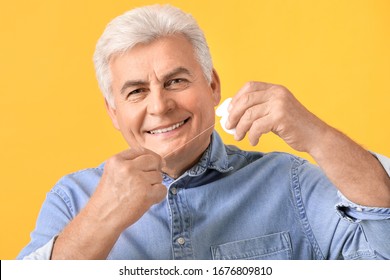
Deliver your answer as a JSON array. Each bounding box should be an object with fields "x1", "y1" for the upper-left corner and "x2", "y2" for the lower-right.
[
  {"x1": 128, "y1": 88, "x2": 144, "y2": 95},
  {"x1": 126, "y1": 88, "x2": 148, "y2": 102},
  {"x1": 165, "y1": 78, "x2": 190, "y2": 90}
]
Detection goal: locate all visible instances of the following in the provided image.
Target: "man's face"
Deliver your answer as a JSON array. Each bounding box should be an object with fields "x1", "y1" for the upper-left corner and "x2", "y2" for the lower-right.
[{"x1": 107, "y1": 34, "x2": 220, "y2": 168}]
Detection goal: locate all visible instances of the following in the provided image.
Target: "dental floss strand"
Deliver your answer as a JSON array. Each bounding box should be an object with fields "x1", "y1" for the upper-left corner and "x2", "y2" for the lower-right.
[
  {"x1": 162, "y1": 97, "x2": 234, "y2": 159},
  {"x1": 162, "y1": 122, "x2": 215, "y2": 159}
]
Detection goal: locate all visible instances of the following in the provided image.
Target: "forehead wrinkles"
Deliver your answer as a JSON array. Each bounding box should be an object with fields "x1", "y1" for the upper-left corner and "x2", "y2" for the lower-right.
[{"x1": 110, "y1": 36, "x2": 200, "y2": 90}]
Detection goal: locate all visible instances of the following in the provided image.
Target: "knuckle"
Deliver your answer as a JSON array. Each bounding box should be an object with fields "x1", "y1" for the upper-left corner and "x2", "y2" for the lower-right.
[
  {"x1": 106, "y1": 155, "x2": 121, "y2": 168},
  {"x1": 246, "y1": 81, "x2": 257, "y2": 89},
  {"x1": 243, "y1": 81, "x2": 252, "y2": 90},
  {"x1": 240, "y1": 91, "x2": 253, "y2": 108},
  {"x1": 270, "y1": 92, "x2": 288, "y2": 111},
  {"x1": 244, "y1": 107, "x2": 253, "y2": 120},
  {"x1": 244, "y1": 92, "x2": 250, "y2": 105},
  {"x1": 272, "y1": 85, "x2": 289, "y2": 98},
  {"x1": 252, "y1": 119, "x2": 263, "y2": 130}
]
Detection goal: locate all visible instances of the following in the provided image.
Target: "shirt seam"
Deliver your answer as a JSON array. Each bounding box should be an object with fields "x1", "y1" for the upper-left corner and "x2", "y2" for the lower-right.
[
  {"x1": 291, "y1": 156, "x2": 325, "y2": 259},
  {"x1": 225, "y1": 146, "x2": 252, "y2": 166},
  {"x1": 50, "y1": 185, "x2": 74, "y2": 215}
]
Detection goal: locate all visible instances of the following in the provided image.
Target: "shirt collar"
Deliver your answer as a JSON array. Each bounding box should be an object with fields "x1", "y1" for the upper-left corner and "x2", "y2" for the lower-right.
[{"x1": 186, "y1": 130, "x2": 233, "y2": 177}]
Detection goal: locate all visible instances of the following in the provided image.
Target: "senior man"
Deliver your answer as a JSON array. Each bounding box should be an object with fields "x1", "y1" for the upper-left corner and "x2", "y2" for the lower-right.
[{"x1": 18, "y1": 4, "x2": 390, "y2": 260}]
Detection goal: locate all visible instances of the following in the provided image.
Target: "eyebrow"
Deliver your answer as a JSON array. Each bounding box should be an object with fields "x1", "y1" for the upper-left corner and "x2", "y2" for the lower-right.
[
  {"x1": 119, "y1": 67, "x2": 193, "y2": 95},
  {"x1": 120, "y1": 80, "x2": 148, "y2": 96},
  {"x1": 163, "y1": 67, "x2": 193, "y2": 82}
]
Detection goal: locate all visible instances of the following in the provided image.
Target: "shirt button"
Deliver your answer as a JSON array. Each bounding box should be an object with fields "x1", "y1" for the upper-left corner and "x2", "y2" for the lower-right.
[
  {"x1": 170, "y1": 187, "x2": 177, "y2": 195},
  {"x1": 176, "y1": 237, "x2": 185, "y2": 245},
  {"x1": 356, "y1": 207, "x2": 363, "y2": 212}
]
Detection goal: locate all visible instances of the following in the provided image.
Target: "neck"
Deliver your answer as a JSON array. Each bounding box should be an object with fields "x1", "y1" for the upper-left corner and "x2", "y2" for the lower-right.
[
  {"x1": 162, "y1": 158, "x2": 199, "y2": 179},
  {"x1": 162, "y1": 135, "x2": 211, "y2": 179}
]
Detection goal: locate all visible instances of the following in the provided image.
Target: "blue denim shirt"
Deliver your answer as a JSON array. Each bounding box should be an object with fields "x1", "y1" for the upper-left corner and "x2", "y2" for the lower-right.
[{"x1": 17, "y1": 131, "x2": 390, "y2": 259}]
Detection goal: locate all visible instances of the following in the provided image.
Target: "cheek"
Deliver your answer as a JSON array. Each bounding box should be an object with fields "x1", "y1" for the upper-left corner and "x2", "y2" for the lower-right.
[
  {"x1": 116, "y1": 108, "x2": 142, "y2": 131},
  {"x1": 191, "y1": 100, "x2": 216, "y2": 126},
  {"x1": 186, "y1": 87, "x2": 215, "y2": 111}
]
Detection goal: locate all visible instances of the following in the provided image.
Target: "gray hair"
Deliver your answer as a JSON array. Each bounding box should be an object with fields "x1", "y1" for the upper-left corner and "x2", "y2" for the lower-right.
[{"x1": 93, "y1": 4, "x2": 213, "y2": 108}]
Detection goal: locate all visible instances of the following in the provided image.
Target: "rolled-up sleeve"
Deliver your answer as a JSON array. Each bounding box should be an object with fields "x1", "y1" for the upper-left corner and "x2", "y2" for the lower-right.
[
  {"x1": 336, "y1": 192, "x2": 390, "y2": 222},
  {"x1": 334, "y1": 152, "x2": 390, "y2": 259},
  {"x1": 297, "y1": 152, "x2": 390, "y2": 259},
  {"x1": 22, "y1": 236, "x2": 57, "y2": 260},
  {"x1": 335, "y1": 152, "x2": 390, "y2": 222},
  {"x1": 16, "y1": 185, "x2": 74, "y2": 260},
  {"x1": 372, "y1": 152, "x2": 390, "y2": 177}
]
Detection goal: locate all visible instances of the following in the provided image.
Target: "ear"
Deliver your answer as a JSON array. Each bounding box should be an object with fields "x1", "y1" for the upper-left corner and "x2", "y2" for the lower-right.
[
  {"x1": 210, "y1": 68, "x2": 221, "y2": 106},
  {"x1": 104, "y1": 98, "x2": 121, "y2": 130}
]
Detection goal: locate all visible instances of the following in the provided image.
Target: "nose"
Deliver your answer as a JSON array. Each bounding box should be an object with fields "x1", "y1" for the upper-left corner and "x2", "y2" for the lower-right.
[{"x1": 147, "y1": 87, "x2": 175, "y2": 116}]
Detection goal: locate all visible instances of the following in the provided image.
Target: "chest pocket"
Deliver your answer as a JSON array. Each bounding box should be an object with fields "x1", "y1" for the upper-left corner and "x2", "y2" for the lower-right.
[{"x1": 211, "y1": 232, "x2": 292, "y2": 260}]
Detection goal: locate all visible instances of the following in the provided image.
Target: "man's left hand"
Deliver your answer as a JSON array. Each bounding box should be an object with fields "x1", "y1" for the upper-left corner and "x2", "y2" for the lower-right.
[{"x1": 226, "y1": 81, "x2": 328, "y2": 154}]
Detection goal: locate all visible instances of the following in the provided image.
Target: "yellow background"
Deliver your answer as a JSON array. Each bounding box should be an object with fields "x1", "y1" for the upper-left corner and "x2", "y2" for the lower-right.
[{"x1": 1, "y1": 0, "x2": 389, "y2": 259}]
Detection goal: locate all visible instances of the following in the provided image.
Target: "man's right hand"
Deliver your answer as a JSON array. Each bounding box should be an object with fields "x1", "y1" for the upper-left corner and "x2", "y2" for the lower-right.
[
  {"x1": 51, "y1": 147, "x2": 167, "y2": 259},
  {"x1": 91, "y1": 148, "x2": 167, "y2": 231}
]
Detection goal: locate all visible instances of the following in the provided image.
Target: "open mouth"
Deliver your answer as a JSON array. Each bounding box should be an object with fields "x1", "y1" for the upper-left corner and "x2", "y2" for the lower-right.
[{"x1": 148, "y1": 118, "x2": 189, "y2": 135}]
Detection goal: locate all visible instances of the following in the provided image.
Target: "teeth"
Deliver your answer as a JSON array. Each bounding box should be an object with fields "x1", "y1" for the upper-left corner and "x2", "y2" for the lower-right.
[{"x1": 149, "y1": 120, "x2": 185, "y2": 134}]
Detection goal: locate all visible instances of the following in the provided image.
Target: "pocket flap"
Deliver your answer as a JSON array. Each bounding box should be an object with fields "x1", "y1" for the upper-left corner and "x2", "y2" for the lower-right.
[{"x1": 211, "y1": 232, "x2": 292, "y2": 260}]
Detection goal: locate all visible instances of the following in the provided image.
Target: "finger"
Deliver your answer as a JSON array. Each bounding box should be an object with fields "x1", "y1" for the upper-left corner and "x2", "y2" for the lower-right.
[
  {"x1": 231, "y1": 103, "x2": 269, "y2": 140},
  {"x1": 130, "y1": 152, "x2": 164, "y2": 171},
  {"x1": 232, "y1": 81, "x2": 272, "y2": 104},
  {"x1": 247, "y1": 115, "x2": 274, "y2": 146},
  {"x1": 142, "y1": 170, "x2": 163, "y2": 185},
  {"x1": 114, "y1": 148, "x2": 145, "y2": 162},
  {"x1": 148, "y1": 183, "x2": 167, "y2": 204},
  {"x1": 115, "y1": 143, "x2": 164, "y2": 168},
  {"x1": 227, "y1": 89, "x2": 272, "y2": 130}
]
